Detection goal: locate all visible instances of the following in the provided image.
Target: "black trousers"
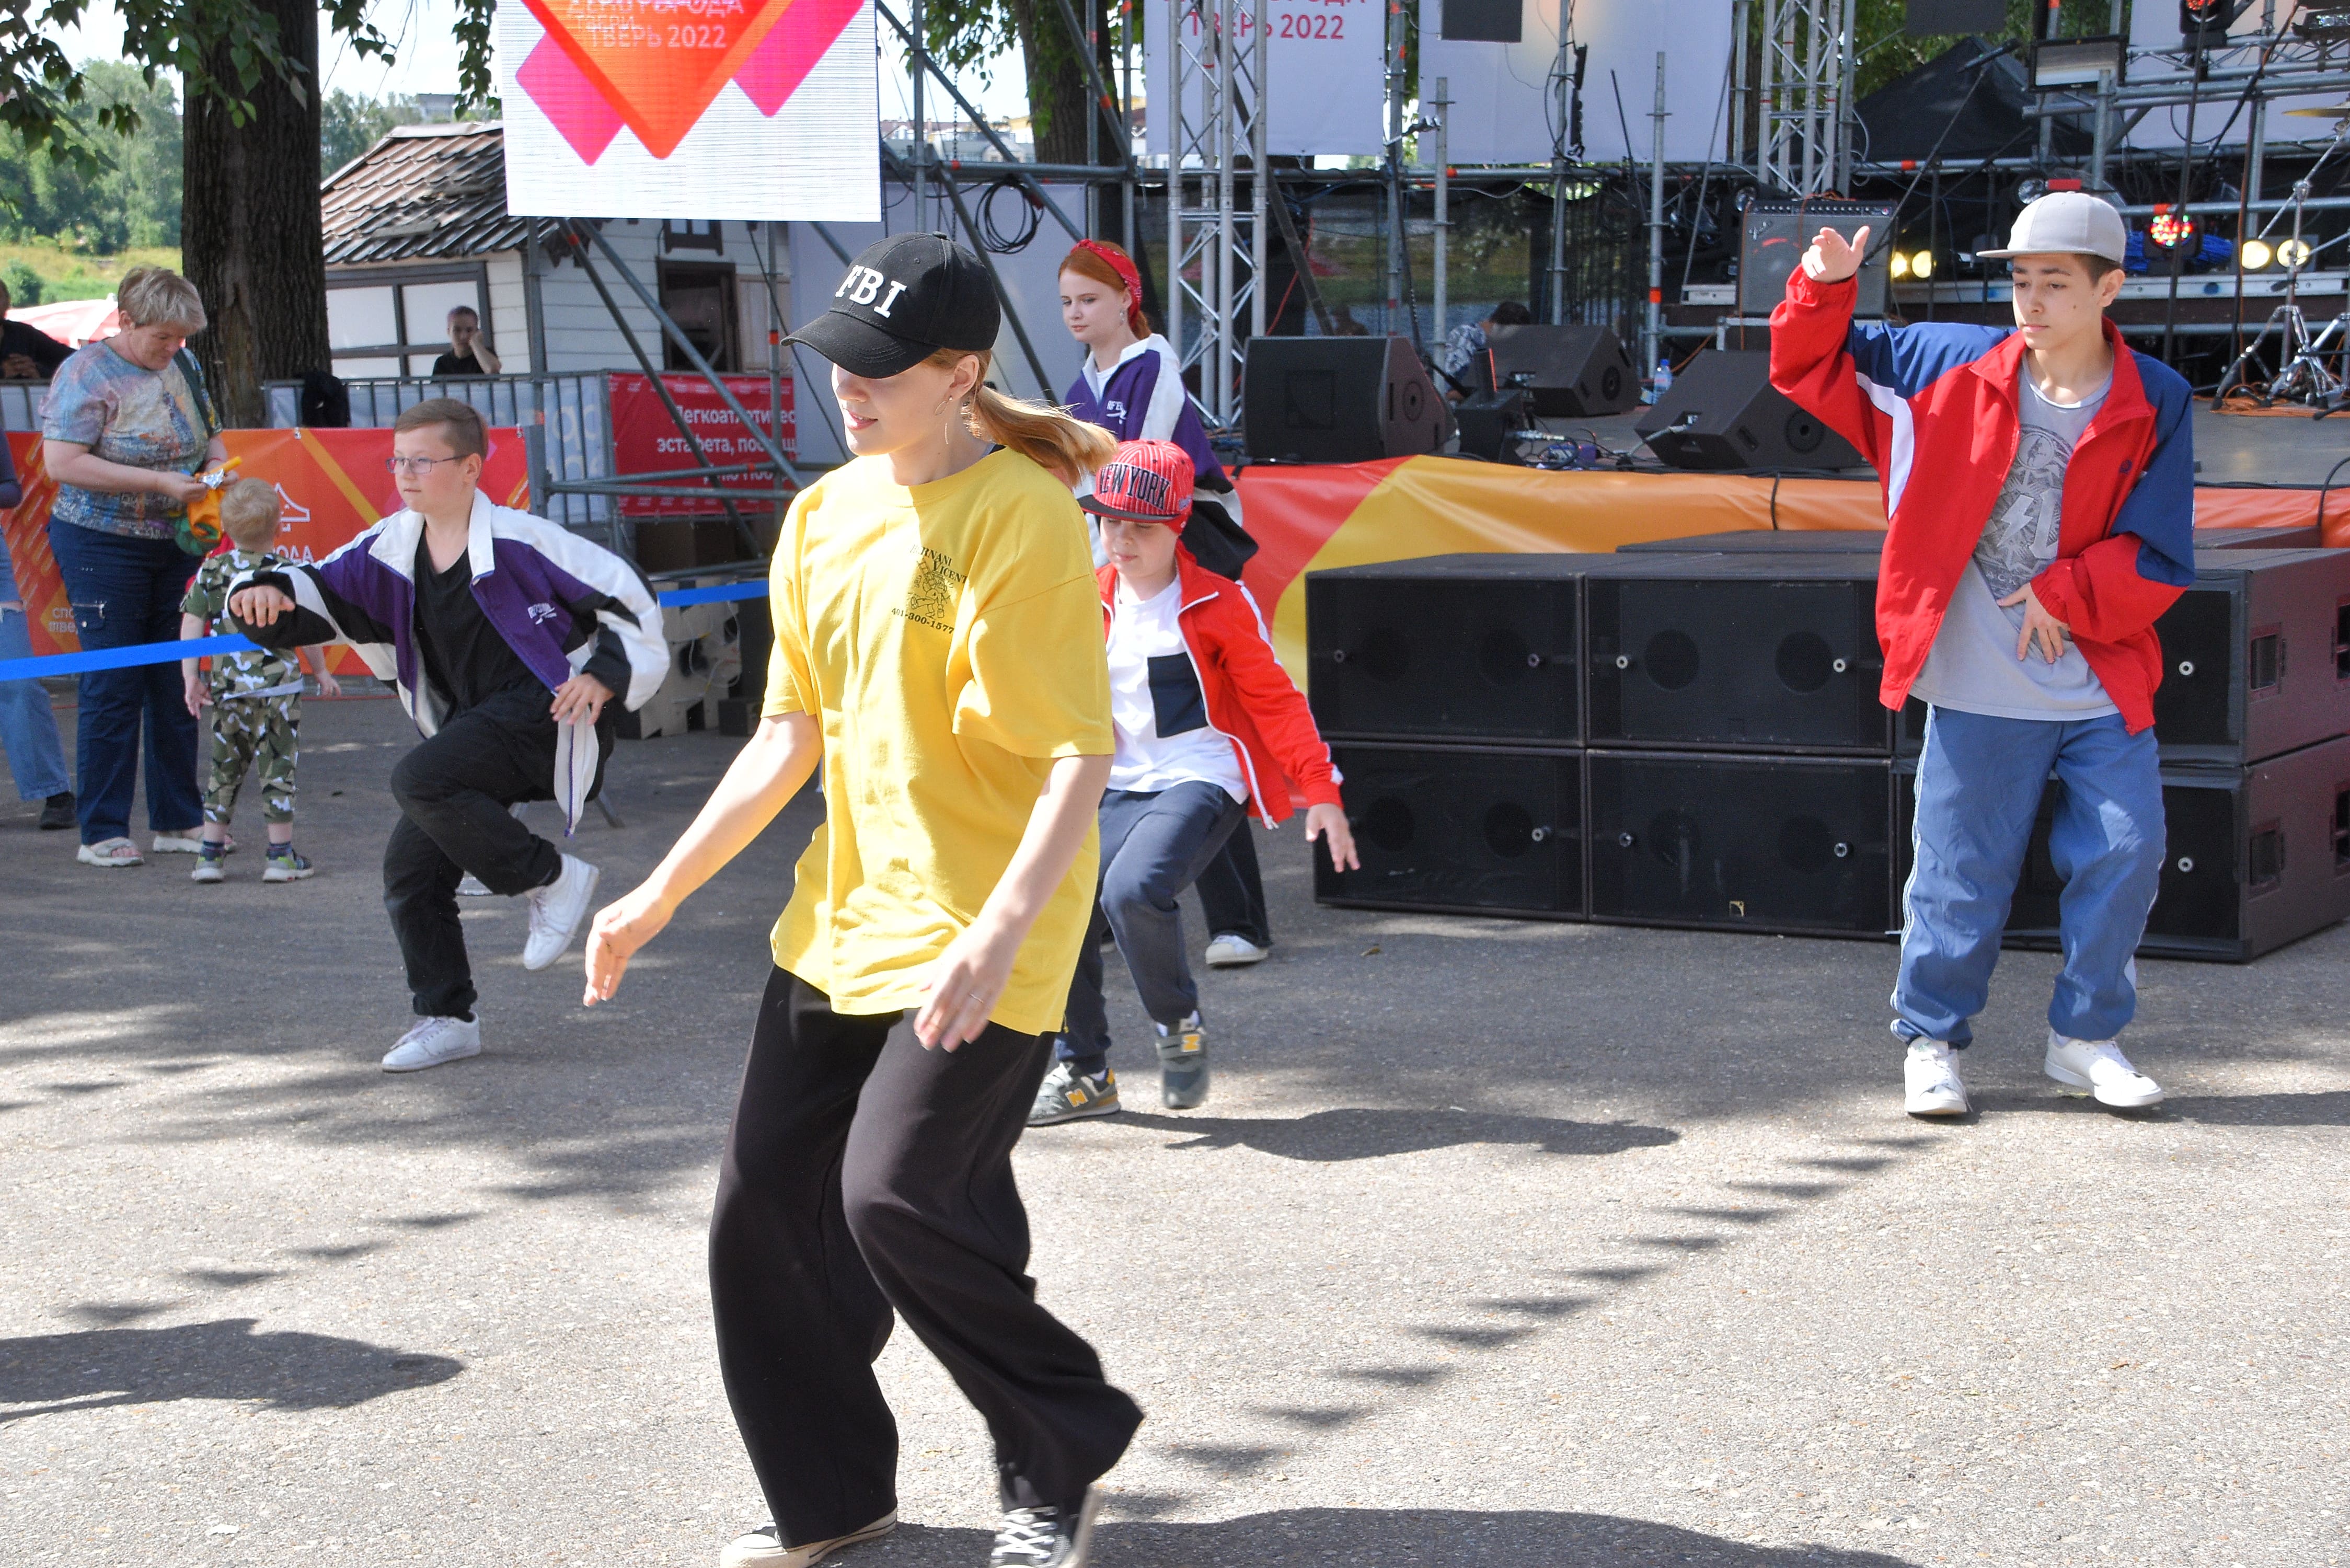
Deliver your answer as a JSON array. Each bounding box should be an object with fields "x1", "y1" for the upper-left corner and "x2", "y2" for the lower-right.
[
  {"x1": 1195, "y1": 820, "x2": 1272, "y2": 948},
  {"x1": 382, "y1": 699, "x2": 571, "y2": 1019},
  {"x1": 710, "y1": 971, "x2": 1143, "y2": 1545}
]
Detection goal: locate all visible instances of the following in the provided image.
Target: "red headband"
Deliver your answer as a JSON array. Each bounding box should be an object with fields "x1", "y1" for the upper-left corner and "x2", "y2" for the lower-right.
[{"x1": 1071, "y1": 240, "x2": 1147, "y2": 333}]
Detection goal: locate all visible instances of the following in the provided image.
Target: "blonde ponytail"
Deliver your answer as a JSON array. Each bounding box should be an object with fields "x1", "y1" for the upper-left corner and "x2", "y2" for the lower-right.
[{"x1": 926, "y1": 348, "x2": 1118, "y2": 488}]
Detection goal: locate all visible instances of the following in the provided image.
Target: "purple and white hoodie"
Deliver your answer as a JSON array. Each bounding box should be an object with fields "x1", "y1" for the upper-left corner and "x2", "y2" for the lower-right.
[{"x1": 229, "y1": 490, "x2": 666, "y2": 831}]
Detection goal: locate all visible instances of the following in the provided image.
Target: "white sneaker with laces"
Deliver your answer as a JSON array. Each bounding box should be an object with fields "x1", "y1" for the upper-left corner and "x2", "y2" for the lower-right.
[
  {"x1": 2045, "y1": 1029, "x2": 2163, "y2": 1108},
  {"x1": 1203, "y1": 933, "x2": 1269, "y2": 968},
  {"x1": 1903, "y1": 1039, "x2": 1969, "y2": 1117},
  {"x1": 76, "y1": 838, "x2": 144, "y2": 868},
  {"x1": 717, "y1": 1510, "x2": 895, "y2": 1567},
  {"x1": 523, "y1": 854, "x2": 601, "y2": 971},
  {"x1": 382, "y1": 1015, "x2": 482, "y2": 1073},
  {"x1": 151, "y1": 832, "x2": 205, "y2": 854}
]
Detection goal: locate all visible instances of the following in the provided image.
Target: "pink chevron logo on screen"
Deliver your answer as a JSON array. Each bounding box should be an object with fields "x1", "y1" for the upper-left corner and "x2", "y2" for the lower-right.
[{"x1": 734, "y1": 0, "x2": 866, "y2": 116}]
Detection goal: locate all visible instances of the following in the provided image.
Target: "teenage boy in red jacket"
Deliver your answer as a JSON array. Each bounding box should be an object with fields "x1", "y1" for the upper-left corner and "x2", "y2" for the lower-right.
[
  {"x1": 1772, "y1": 191, "x2": 2190, "y2": 1118},
  {"x1": 1030, "y1": 440, "x2": 1358, "y2": 1125}
]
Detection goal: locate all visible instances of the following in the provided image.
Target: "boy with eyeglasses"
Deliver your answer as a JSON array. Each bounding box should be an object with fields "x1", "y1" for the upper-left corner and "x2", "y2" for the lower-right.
[{"x1": 227, "y1": 399, "x2": 665, "y2": 1073}]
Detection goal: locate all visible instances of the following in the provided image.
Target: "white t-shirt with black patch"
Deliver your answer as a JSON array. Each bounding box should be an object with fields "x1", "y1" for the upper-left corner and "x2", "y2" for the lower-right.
[
  {"x1": 1909, "y1": 373, "x2": 2120, "y2": 722},
  {"x1": 1104, "y1": 574, "x2": 1248, "y2": 801}
]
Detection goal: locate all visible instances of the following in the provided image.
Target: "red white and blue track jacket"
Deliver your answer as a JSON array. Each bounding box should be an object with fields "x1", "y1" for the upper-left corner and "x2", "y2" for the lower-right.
[{"x1": 1769, "y1": 270, "x2": 2195, "y2": 733}]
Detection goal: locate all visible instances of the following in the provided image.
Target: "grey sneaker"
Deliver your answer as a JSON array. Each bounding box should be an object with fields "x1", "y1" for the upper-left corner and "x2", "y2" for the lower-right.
[
  {"x1": 717, "y1": 1509, "x2": 895, "y2": 1567},
  {"x1": 1028, "y1": 1060, "x2": 1120, "y2": 1126},
  {"x1": 989, "y1": 1490, "x2": 1100, "y2": 1567},
  {"x1": 190, "y1": 845, "x2": 228, "y2": 883},
  {"x1": 1156, "y1": 1013, "x2": 1209, "y2": 1110}
]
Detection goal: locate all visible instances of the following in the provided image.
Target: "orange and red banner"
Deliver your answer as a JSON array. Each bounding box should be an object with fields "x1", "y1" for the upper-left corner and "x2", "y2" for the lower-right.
[
  {"x1": 1235, "y1": 455, "x2": 2335, "y2": 672},
  {"x1": 607, "y1": 372, "x2": 796, "y2": 517},
  {"x1": 4, "y1": 429, "x2": 529, "y2": 671}
]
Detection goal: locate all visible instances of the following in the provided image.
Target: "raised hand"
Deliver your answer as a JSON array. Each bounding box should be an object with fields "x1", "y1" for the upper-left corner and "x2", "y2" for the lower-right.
[
  {"x1": 227, "y1": 585, "x2": 295, "y2": 627},
  {"x1": 1801, "y1": 225, "x2": 1872, "y2": 285}
]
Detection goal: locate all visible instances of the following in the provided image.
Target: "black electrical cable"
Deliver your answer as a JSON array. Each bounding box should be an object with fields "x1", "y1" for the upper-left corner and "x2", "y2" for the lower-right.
[{"x1": 976, "y1": 176, "x2": 1042, "y2": 253}]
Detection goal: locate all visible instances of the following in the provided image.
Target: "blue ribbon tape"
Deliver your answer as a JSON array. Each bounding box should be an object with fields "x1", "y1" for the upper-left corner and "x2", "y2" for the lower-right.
[{"x1": 0, "y1": 579, "x2": 768, "y2": 682}]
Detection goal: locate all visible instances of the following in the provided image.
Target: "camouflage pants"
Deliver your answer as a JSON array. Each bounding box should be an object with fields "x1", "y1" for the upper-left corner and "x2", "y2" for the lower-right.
[{"x1": 204, "y1": 694, "x2": 300, "y2": 826}]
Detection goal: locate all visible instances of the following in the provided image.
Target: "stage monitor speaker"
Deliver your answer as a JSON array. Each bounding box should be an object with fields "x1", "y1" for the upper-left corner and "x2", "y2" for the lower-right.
[
  {"x1": 1242, "y1": 336, "x2": 1452, "y2": 464},
  {"x1": 1307, "y1": 554, "x2": 1593, "y2": 743},
  {"x1": 1316, "y1": 743, "x2": 1584, "y2": 916},
  {"x1": 1589, "y1": 752, "x2": 1892, "y2": 936},
  {"x1": 1487, "y1": 325, "x2": 1639, "y2": 416},
  {"x1": 2196, "y1": 524, "x2": 2325, "y2": 551},
  {"x1": 1585, "y1": 555, "x2": 1892, "y2": 754},
  {"x1": 1633, "y1": 352, "x2": 1866, "y2": 472},
  {"x1": 1739, "y1": 198, "x2": 1898, "y2": 317},
  {"x1": 2148, "y1": 548, "x2": 2350, "y2": 767},
  {"x1": 1893, "y1": 735, "x2": 2350, "y2": 961},
  {"x1": 1615, "y1": 529, "x2": 1886, "y2": 556},
  {"x1": 1454, "y1": 390, "x2": 1531, "y2": 463}
]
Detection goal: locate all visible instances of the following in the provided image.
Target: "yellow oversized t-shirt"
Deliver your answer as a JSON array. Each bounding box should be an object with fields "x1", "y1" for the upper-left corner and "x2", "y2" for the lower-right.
[{"x1": 763, "y1": 448, "x2": 1113, "y2": 1036}]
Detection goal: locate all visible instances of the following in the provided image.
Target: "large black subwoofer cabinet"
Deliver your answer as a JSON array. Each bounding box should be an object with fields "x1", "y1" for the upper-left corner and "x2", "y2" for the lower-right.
[
  {"x1": 1306, "y1": 554, "x2": 1597, "y2": 745},
  {"x1": 1891, "y1": 735, "x2": 2350, "y2": 962},
  {"x1": 2145, "y1": 548, "x2": 2350, "y2": 767},
  {"x1": 1583, "y1": 555, "x2": 1892, "y2": 754},
  {"x1": 1316, "y1": 743, "x2": 1585, "y2": 917},
  {"x1": 1589, "y1": 752, "x2": 1893, "y2": 937}
]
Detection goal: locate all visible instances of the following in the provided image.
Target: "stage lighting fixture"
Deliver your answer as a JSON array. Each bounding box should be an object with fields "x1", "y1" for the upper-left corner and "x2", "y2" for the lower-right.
[
  {"x1": 1910, "y1": 250, "x2": 1936, "y2": 280},
  {"x1": 2278, "y1": 238, "x2": 2314, "y2": 269},
  {"x1": 2241, "y1": 238, "x2": 2274, "y2": 270},
  {"x1": 2181, "y1": 0, "x2": 2251, "y2": 49},
  {"x1": 2031, "y1": 35, "x2": 2127, "y2": 89},
  {"x1": 2294, "y1": 2, "x2": 2350, "y2": 42},
  {"x1": 1890, "y1": 251, "x2": 1911, "y2": 280}
]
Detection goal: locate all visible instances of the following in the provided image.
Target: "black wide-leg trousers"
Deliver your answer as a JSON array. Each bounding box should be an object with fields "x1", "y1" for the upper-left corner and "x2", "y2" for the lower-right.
[{"x1": 710, "y1": 969, "x2": 1143, "y2": 1546}]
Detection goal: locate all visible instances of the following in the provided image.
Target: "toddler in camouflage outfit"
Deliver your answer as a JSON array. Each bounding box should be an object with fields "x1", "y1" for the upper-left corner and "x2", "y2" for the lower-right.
[{"x1": 179, "y1": 479, "x2": 338, "y2": 883}]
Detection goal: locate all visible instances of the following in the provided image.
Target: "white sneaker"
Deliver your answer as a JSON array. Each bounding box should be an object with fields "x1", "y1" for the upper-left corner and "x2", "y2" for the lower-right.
[
  {"x1": 2045, "y1": 1030, "x2": 2164, "y2": 1109},
  {"x1": 456, "y1": 873, "x2": 494, "y2": 896},
  {"x1": 522, "y1": 854, "x2": 601, "y2": 971},
  {"x1": 718, "y1": 1511, "x2": 895, "y2": 1567},
  {"x1": 382, "y1": 1015, "x2": 482, "y2": 1073},
  {"x1": 151, "y1": 832, "x2": 205, "y2": 854},
  {"x1": 1203, "y1": 933, "x2": 1269, "y2": 968},
  {"x1": 76, "y1": 838, "x2": 143, "y2": 868},
  {"x1": 1903, "y1": 1039, "x2": 1970, "y2": 1116}
]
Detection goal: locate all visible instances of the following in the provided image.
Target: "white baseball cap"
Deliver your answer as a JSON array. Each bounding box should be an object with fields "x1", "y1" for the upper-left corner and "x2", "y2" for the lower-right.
[{"x1": 1979, "y1": 190, "x2": 2129, "y2": 264}]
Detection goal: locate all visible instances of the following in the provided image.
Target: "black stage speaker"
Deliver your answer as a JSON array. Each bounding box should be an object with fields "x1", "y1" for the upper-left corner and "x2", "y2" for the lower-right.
[
  {"x1": 1317, "y1": 743, "x2": 1584, "y2": 917},
  {"x1": 1634, "y1": 352, "x2": 1866, "y2": 472},
  {"x1": 1454, "y1": 390, "x2": 1532, "y2": 463},
  {"x1": 1589, "y1": 752, "x2": 1892, "y2": 936},
  {"x1": 1893, "y1": 736, "x2": 2350, "y2": 962},
  {"x1": 1616, "y1": 529, "x2": 1885, "y2": 556},
  {"x1": 1242, "y1": 336, "x2": 1452, "y2": 464},
  {"x1": 1738, "y1": 198, "x2": 1898, "y2": 317},
  {"x1": 1584, "y1": 555, "x2": 1891, "y2": 753},
  {"x1": 1487, "y1": 325, "x2": 1639, "y2": 416},
  {"x1": 2196, "y1": 524, "x2": 2325, "y2": 551},
  {"x1": 2148, "y1": 549, "x2": 2350, "y2": 767},
  {"x1": 1307, "y1": 554, "x2": 1592, "y2": 743}
]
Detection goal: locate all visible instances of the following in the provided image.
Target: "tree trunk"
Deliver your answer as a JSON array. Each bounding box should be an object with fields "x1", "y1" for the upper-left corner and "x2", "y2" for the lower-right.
[
  {"x1": 1010, "y1": 0, "x2": 1113, "y2": 168},
  {"x1": 181, "y1": 0, "x2": 329, "y2": 429}
]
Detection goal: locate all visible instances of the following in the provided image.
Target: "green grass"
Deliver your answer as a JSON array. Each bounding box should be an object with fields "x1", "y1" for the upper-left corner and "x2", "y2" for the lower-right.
[{"x1": 0, "y1": 239, "x2": 181, "y2": 306}]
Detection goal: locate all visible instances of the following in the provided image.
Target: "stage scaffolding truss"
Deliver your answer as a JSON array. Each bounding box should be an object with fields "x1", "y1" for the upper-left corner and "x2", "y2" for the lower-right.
[{"x1": 1164, "y1": 0, "x2": 1269, "y2": 424}]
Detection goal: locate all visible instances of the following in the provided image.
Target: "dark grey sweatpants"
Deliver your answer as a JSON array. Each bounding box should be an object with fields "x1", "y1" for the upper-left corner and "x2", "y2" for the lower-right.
[{"x1": 1058, "y1": 781, "x2": 1248, "y2": 1075}]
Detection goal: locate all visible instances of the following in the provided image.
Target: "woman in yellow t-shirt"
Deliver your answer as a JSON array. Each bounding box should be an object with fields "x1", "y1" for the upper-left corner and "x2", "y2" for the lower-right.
[{"x1": 581, "y1": 235, "x2": 1137, "y2": 1568}]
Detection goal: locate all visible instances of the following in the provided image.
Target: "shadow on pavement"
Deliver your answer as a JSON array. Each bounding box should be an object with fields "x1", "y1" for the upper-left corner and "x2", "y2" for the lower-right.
[
  {"x1": 0, "y1": 1318, "x2": 462, "y2": 1423},
  {"x1": 2146, "y1": 1091, "x2": 2350, "y2": 1126},
  {"x1": 855, "y1": 1508, "x2": 1918, "y2": 1565},
  {"x1": 1114, "y1": 1108, "x2": 1679, "y2": 1162}
]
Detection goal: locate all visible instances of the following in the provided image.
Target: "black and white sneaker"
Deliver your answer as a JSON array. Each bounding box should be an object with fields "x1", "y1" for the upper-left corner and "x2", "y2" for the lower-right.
[
  {"x1": 989, "y1": 1490, "x2": 1099, "y2": 1567},
  {"x1": 1028, "y1": 1061, "x2": 1120, "y2": 1126}
]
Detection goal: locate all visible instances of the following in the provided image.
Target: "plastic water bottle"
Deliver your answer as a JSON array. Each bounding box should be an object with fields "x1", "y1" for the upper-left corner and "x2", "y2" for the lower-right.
[{"x1": 1650, "y1": 359, "x2": 1674, "y2": 403}]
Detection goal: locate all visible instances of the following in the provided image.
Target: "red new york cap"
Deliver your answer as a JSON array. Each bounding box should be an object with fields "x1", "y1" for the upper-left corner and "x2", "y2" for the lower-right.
[{"x1": 1079, "y1": 440, "x2": 1193, "y2": 528}]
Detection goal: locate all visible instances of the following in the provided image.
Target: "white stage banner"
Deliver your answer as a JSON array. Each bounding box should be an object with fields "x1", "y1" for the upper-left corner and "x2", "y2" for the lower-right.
[
  {"x1": 1418, "y1": 0, "x2": 1733, "y2": 166},
  {"x1": 1144, "y1": 0, "x2": 1386, "y2": 158},
  {"x1": 497, "y1": 0, "x2": 879, "y2": 222}
]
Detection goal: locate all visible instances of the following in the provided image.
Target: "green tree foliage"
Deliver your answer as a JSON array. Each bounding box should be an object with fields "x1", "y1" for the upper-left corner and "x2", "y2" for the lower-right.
[
  {"x1": 1854, "y1": 0, "x2": 2119, "y2": 99},
  {"x1": 1, "y1": 259, "x2": 42, "y2": 304},
  {"x1": 321, "y1": 88, "x2": 423, "y2": 174},
  {"x1": 0, "y1": 61, "x2": 182, "y2": 249}
]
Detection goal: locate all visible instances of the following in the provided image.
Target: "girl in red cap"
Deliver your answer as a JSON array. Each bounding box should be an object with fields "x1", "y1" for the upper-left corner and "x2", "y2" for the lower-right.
[{"x1": 1029, "y1": 439, "x2": 1357, "y2": 1126}]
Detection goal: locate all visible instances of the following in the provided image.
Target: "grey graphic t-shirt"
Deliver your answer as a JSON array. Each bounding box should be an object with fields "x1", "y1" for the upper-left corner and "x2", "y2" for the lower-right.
[{"x1": 1909, "y1": 374, "x2": 2119, "y2": 721}]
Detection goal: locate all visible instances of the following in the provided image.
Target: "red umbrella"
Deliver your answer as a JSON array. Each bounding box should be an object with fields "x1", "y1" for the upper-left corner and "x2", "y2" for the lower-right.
[{"x1": 7, "y1": 296, "x2": 125, "y2": 347}]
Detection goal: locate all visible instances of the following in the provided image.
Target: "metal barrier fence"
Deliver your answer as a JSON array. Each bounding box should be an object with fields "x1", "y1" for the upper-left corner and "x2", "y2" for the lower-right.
[{"x1": 263, "y1": 374, "x2": 617, "y2": 540}]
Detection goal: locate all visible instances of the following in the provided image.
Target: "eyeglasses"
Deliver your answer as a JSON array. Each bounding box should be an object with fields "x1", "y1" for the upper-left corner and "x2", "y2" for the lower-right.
[{"x1": 384, "y1": 456, "x2": 459, "y2": 475}]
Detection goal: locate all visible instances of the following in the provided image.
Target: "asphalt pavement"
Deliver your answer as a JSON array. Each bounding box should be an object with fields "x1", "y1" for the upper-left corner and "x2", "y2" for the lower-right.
[{"x1": 3, "y1": 694, "x2": 2344, "y2": 1567}]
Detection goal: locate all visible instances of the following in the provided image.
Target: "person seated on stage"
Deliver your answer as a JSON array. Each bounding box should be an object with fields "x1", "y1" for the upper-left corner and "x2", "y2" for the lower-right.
[
  {"x1": 1771, "y1": 190, "x2": 2192, "y2": 1119},
  {"x1": 0, "y1": 278, "x2": 73, "y2": 381},
  {"x1": 225, "y1": 397, "x2": 665, "y2": 1074},
  {"x1": 1438, "y1": 298, "x2": 1534, "y2": 400},
  {"x1": 178, "y1": 478, "x2": 340, "y2": 884},
  {"x1": 1029, "y1": 440, "x2": 1358, "y2": 1127},
  {"x1": 431, "y1": 306, "x2": 501, "y2": 377}
]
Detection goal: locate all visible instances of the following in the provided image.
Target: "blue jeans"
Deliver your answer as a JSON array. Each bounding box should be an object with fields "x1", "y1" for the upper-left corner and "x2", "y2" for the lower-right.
[
  {"x1": 0, "y1": 538, "x2": 70, "y2": 801},
  {"x1": 1894, "y1": 706, "x2": 2164, "y2": 1048},
  {"x1": 46, "y1": 519, "x2": 203, "y2": 844},
  {"x1": 1058, "y1": 782, "x2": 1248, "y2": 1076}
]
